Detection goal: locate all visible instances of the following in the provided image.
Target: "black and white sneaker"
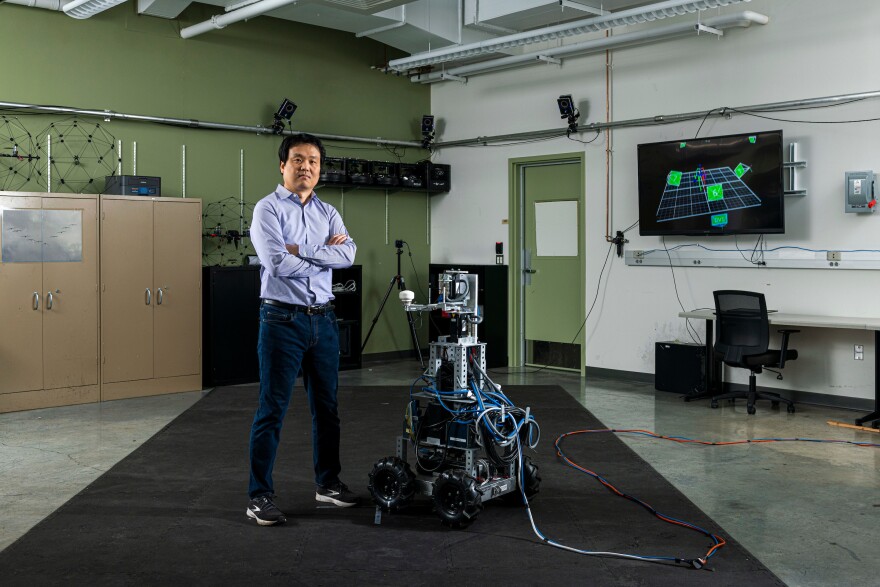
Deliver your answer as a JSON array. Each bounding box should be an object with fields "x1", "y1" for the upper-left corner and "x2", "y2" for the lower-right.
[
  {"x1": 246, "y1": 495, "x2": 287, "y2": 526},
  {"x1": 316, "y1": 481, "x2": 359, "y2": 507}
]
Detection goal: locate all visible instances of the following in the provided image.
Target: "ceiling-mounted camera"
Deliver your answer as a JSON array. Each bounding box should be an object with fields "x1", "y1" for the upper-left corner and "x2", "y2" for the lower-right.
[
  {"x1": 271, "y1": 98, "x2": 297, "y2": 134},
  {"x1": 421, "y1": 114, "x2": 435, "y2": 149},
  {"x1": 557, "y1": 94, "x2": 580, "y2": 136}
]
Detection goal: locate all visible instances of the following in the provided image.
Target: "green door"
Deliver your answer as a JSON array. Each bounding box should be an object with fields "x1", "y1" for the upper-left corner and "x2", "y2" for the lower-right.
[{"x1": 515, "y1": 157, "x2": 584, "y2": 370}]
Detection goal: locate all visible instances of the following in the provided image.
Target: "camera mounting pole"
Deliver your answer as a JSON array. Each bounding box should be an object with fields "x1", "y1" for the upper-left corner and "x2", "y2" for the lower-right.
[{"x1": 361, "y1": 240, "x2": 425, "y2": 367}]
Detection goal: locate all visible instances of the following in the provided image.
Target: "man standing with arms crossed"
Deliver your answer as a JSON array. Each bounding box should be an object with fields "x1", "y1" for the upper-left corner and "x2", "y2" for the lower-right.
[{"x1": 246, "y1": 133, "x2": 357, "y2": 526}]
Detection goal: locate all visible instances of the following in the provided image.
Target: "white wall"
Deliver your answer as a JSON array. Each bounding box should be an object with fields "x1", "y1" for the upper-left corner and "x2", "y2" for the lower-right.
[{"x1": 429, "y1": 0, "x2": 880, "y2": 401}]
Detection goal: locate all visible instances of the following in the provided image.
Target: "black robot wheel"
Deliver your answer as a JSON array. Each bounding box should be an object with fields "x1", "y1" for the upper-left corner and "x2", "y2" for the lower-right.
[
  {"x1": 368, "y1": 456, "x2": 416, "y2": 512},
  {"x1": 432, "y1": 469, "x2": 483, "y2": 528}
]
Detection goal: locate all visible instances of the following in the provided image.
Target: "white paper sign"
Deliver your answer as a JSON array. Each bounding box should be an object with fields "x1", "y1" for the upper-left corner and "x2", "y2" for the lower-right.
[{"x1": 535, "y1": 200, "x2": 578, "y2": 257}]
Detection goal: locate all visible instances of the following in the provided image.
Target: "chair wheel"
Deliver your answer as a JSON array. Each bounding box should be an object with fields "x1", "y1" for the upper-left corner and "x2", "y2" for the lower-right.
[
  {"x1": 771, "y1": 400, "x2": 780, "y2": 408},
  {"x1": 787, "y1": 404, "x2": 796, "y2": 414},
  {"x1": 747, "y1": 405, "x2": 756, "y2": 415},
  {"x1": 710, "y1": 400, "x2": 719, "y2": 409}
]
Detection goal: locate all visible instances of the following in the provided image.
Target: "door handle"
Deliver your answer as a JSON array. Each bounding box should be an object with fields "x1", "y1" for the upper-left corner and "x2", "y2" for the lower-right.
[
  {"x1": 523, "y1": 249, "x2": 535, "y2": 285},
  {"x1": 33, "y1": 291, "x2": 40, "y2": 310},
  {"x1": 46, "y1": 291, "x2": 54, "y2": 310},
  {"x1": 157, "y1": 288, "x2": 163, "y2": 305},
  {"x1": 145, "y1": 288, "x2": 152, "y2": 305}
]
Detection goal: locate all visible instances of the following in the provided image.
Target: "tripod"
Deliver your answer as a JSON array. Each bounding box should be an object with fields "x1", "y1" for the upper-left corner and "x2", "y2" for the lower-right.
[{"x1": 361, "y1": 241, "x2": 425, "y2": 367}]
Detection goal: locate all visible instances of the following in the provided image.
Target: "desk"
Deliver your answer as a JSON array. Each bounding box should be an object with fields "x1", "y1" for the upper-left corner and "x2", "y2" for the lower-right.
[{"x1": 678, "y1": 309, "x2": 880, "y2": 427}]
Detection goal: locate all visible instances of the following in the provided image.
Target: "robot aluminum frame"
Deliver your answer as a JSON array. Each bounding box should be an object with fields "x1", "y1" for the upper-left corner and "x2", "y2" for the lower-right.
[{"x1": 426, "y1": 341, "x2": 486, "y2": 392}]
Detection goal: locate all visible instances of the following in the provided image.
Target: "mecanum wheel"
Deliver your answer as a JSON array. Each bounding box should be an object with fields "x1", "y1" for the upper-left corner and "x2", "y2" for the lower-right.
[
  {"x1": 432, "y1": 469, "x2": 482, "y2": 528},
  {"x1": 368, "y1": 456, "x2": 416, "y2": 512}
]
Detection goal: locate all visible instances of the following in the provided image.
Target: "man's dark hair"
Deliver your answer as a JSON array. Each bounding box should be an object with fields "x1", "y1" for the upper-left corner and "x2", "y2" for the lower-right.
[{"x1": 278, "y1": 133, "x2": 326, "y2": 165}]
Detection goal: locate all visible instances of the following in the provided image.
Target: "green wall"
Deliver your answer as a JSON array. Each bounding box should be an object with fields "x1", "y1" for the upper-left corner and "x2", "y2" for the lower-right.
[{"x1": 0, "y1": 4, "x2": 433, "y2": 356}]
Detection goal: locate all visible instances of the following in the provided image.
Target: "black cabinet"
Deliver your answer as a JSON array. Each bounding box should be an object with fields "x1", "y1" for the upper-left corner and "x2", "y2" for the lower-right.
[
  {"x1": 333, "y1": 265, "x2": 362, "y2": 370},
  {"x1": 655, "y1": 341, "x2": 706, "y2": 395},
  {"x1": 203, "y1": 264, "x2": 364, "y2": 384},
  {"x1": 428, "y1": 264, "x2": 508, "y2": 368},
  {"x1": 202, "y1": 266, "x2": 261, "y2": 387}
]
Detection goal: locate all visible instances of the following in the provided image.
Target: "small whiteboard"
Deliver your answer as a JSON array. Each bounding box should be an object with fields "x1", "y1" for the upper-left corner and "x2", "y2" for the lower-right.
[{"x1": 535, "y1": 200, "x2": 578, "y2": 257}]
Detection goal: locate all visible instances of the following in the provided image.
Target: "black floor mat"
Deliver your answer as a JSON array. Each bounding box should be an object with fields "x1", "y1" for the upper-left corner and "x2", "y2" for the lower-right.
[{"x1": 1, "y1": 385, "x2": 784, "y2": 586}]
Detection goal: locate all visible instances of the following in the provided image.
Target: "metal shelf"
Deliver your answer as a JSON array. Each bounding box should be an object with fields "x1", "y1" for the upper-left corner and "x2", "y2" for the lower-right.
[{"x1": 625, "y1": 249, "x2": 880, "y2": 270}]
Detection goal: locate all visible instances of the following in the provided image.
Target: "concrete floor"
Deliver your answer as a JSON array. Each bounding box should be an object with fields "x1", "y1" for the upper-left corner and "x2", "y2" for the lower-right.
[{"x1": 1, "y1": 359, "x2": 877, "y2": 586}]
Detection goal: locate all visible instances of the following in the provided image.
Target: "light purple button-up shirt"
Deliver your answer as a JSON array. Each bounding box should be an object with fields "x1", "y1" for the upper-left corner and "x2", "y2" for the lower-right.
[{"x1": 250, "y1": 184, "x2": 356, "y2": 306}]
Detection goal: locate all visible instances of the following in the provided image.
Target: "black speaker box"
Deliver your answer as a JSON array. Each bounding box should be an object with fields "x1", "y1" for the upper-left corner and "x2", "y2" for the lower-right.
[
  {"x1": 399, "y1": 162, "x2": 425, "y2": 188},
  {"x1": 320, "y1": 157, "x2": 347, "y2": 184},
  {"x1": 655, "y1": 341, "x2": 706, "y2": 395},
  {"x1": 346, "y1": 158, "x2": 373, "y2": 184},
  {"x1": 428, "y1": 163, "x2": 450, "y2": 191},
  {"x1": 370, "y1": 161, "x2": 399, "y2": 186}
]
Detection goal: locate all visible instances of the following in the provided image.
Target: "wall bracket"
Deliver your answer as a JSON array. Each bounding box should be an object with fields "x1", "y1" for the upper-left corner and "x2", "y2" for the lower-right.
[{"x1": 784, "y1": 141, "x2": 807, "y2": 197}]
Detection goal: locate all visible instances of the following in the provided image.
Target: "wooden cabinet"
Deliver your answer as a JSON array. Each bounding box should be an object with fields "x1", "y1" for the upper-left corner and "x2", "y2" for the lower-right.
[
  {"x1": 100, "y1": 195, "x2": 202, "y2": 400},
  {"x1": 0, "y1": 192, "x2": 99, "y2": 412}
]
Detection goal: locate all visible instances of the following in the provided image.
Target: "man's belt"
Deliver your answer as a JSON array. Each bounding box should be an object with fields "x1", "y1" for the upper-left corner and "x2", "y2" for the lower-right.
[{"x1": 261, "y1": 299, "x2": 334, "y2": 315}]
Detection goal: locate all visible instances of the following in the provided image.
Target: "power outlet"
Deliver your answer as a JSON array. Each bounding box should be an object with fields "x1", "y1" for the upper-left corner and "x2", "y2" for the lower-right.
[
  {"x1": 854, "y1": 344, "x2": 864, "y2": 360},
  {"x1": 827, "y1": 251, "x2": 842, "y2": 261}
]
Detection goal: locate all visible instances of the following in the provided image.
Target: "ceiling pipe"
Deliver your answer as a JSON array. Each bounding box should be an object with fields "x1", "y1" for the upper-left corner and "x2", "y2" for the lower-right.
[
  {"x1": 435, "y1": 89, "x2": 880, "y2": 148},
  {"x1": 0, "y1": 99, "x2": 423, "y2": 148},
  {"x1": 180, "y1": 0, "x2": 300, "y2": 40},
  {"x1": 413, "y1": 11, "x2": 767, "y2": 83},
  {"x1": 388, "y1": 0, "x2": 750, "y2": 72}
]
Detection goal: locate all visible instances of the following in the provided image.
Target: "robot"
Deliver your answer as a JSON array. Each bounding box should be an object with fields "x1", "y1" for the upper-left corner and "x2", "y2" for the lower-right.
[{"x1": 367, "y1": 270, "x2": 541, "y2": 527}]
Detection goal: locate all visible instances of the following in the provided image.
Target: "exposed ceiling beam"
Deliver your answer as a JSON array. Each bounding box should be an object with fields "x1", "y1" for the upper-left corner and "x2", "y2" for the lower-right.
[
  {"x1": 412, "y1": 11, "x2": 767, "y2": 84},
  {"x1": 388, "y1": 0, "x2": 751, "y2": 72}
]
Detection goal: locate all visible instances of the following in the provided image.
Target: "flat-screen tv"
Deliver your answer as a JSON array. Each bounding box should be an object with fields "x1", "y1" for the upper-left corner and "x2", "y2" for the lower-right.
[{"x1": 637, "y1": 130, "x2": 784, "y2": 236}]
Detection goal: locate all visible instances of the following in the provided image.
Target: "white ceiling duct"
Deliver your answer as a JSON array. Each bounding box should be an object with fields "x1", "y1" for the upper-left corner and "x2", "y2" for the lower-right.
[
  {"x1": 388, "y1": 0, "x2": 751, "y2": 72},
  {"x1": 62, "y1": 0, "x2": 127, "y2": 18},
  {"x1": 1, "y1": 0, "x2": 64, "y2": 10},
  {"x1": 2, "y1": 0, "x2": 124, "y2": 17}
]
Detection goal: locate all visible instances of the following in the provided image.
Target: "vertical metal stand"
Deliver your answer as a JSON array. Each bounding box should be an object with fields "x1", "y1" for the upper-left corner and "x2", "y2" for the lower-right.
[{"x1": 361, "y1": 244, "x2": 425, "y2": 367}]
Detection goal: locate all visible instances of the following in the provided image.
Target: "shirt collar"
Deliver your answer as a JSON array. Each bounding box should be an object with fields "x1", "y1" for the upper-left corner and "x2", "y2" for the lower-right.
[{"x1": 274, "y1": 184, "x2": 318, "y2": 206}]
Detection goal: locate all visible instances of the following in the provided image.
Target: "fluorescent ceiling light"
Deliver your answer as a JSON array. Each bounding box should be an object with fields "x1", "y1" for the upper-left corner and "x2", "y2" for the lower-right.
[
  {"x1": 63, "y1": 0, "x2": 127, "y2": 19},
  {"x1": 387, "y1": 0, "x2": 750, "y2": 72}
]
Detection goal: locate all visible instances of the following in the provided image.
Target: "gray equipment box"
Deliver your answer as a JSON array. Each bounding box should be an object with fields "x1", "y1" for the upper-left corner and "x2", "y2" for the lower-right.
[
  {"x1": 844, "y1": 170, "x2": 874, "y2": 213},
  {"x1": 104, "y1": 175, "x2": 161, "y2": 196}
]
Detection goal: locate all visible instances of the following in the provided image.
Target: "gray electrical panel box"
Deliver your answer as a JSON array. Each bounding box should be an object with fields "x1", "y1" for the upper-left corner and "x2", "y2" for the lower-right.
[{"x1": 844, "y1": 170, "x2": 874, "y2": 213}]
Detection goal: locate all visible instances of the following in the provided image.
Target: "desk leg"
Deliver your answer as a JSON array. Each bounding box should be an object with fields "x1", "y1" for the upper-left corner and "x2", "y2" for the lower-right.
[
  {"x1": 854, "y1": 330, "x2": 880, "y2": 427},
  {"x1": 684, "y1": 319, "x2": 722, "y2": 401}
]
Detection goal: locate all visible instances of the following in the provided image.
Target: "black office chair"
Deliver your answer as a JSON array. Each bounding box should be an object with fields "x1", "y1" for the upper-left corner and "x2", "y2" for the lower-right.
[{"x1": 711, "y1": 290, "x2": 798, "y2": 415}]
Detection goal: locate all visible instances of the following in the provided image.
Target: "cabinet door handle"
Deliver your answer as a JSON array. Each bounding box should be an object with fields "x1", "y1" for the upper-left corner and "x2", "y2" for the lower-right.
[
  {"x1": 33, "y1": 291, "x2": 40, "y2": 310},
  {"x1": 145, "y1": 288, "x2": 152, "y2": 305},
  {"x1": 157, "y1": 288, "x2": 164, "y2": 305},
  {"x1": 46, "y1": 291, "x2": 54, "y2": 310}
]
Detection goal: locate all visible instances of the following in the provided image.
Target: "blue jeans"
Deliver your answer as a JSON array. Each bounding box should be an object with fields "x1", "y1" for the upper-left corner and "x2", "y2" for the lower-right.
[{"x1": 248, "y1": 303, "x2": 341, "y2": 499}]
